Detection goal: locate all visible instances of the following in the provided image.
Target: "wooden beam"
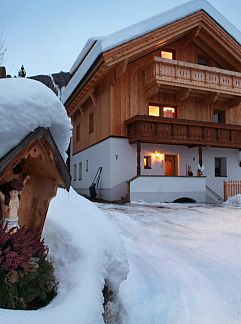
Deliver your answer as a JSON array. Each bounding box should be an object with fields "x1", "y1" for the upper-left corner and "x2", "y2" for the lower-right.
[
  {"x1": 178, "y1": 88, "x2": 191, "y2": 103},
  {"x1": 78, "y1": 107, "x2": 84, "y2": 119},
  {"x1": 206, "y1": 92, "x2": 220, "y2": 105},
  {"x1": 228, "y1": 97, "x2": 241, "y2": 109},
  {"x1": 183, "y1": 26, "x2": 202, "y2": 45},
  {"x1": 115, "y1": 59, "x2": 128, "y2": 78},
  {"x1": 198, "y1": 145, "x2": 203, "y2": 167},
  {"x1": 145, "y1": 84, "x2": 160, "y2": 98},
  {"x1": 137, "y1": 142, "x2": 141, "y2": 176},
  {"x1": 90, "y1": 90, "x2": 97, "y2": 107}
]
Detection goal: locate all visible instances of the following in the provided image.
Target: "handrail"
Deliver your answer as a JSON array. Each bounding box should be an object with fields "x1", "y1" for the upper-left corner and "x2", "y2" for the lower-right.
[
  {"x1": 145, "y1": 56, "x2": 241, "y2": 96},
  {"x1": 125, "y1": 115, "x2": 241, "y2": 148},
  {"x1": 206, "y1": 185, "x2": 224, "y2": 202}
]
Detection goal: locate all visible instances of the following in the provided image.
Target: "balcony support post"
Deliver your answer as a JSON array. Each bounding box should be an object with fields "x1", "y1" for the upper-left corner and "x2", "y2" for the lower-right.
[
  {"x1": 198, "y1": 145, "x2": 203, "y2": 167},
  {"x1": 137, "y1": 141, "x2": 141, "y2": 176}
]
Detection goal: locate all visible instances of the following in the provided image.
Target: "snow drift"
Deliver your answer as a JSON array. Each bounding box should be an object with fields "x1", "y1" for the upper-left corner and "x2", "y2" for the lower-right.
[
  {"x1": 225, "y1": 194, "x2": 241, "y2": 207},
  {"x1": 0, "y1": 78, "x2": 72, "y2": 161},
  {"x1": 0, "y1": 188, "x2": 129, "y2": 323}
]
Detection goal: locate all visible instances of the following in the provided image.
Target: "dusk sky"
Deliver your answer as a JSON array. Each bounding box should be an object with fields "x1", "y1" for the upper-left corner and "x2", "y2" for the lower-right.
[{"x1": 1, "y1": 0, "x2": 240, "y2": 77}]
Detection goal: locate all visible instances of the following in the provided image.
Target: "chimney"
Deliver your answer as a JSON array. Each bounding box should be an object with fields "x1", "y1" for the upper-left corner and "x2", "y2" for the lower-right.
[{"x1": 0, "y1": 66, "x2": 6, "y2": 78}]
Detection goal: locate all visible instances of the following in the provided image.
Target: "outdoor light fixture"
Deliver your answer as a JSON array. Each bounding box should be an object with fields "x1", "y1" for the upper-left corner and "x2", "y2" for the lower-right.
[{"x1": 154, "y1": 151, "x2": 161, "y2": 158}]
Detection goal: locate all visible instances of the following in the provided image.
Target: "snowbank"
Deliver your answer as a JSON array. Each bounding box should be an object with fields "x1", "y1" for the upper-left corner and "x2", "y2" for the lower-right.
[
  {"x1": 0, "y1": 78, "x2": 72, "y2": 161},
  {"x1": 102, "y1": 202, "x2": 241, "y2": 323},
  {"x1": 225, "y1": 194, "x2": 241, "y2": 207},
  {"x1": 0, "y1": 188, "x2": 129, "y2": 324}
]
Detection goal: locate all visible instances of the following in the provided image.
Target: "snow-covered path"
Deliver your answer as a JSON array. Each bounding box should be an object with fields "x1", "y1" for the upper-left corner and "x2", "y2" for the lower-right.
[{"x1": 99, "y1": 203, "x2": 241, "y2": 324}]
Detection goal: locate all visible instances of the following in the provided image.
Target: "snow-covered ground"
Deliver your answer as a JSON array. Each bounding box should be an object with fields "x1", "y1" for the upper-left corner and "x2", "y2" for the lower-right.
[
  {"x1": 100, "y1": 202, "x2": 241, "y2": 324},
  {"x1": 0, "y1": 189, "x2": 129, "y2": 324}
]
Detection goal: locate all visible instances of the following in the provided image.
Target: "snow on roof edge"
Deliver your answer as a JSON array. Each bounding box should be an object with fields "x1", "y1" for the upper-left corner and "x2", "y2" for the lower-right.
[
  {"x1": 70, "y1": 37, "x2": 106, "y2": 75},
  {"x1": 62, "y1": 0, "x2": 241, "y2": 105}
]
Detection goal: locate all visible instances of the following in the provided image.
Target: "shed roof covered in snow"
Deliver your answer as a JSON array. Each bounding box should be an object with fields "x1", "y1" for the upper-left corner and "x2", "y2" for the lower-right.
[
  {"x1": 0, "y1": 77, "x2": 72, "y2": 161},
  {"x1": 62, "y1": 0, "x2": 241, "y2": 105}
]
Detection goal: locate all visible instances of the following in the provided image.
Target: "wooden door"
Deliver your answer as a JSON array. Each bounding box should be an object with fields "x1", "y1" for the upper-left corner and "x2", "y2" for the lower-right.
[{"x1": 165, "y1": 155, "x2": 177, "y2": 176}]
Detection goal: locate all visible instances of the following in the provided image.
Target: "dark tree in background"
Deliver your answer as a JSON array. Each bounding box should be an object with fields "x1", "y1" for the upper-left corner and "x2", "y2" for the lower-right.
[
  {"x1": 0, "y1": 33, "x2": 6, "y2": 66},
  {"x1": 18, "y1": 65, "x2": 26, "y2": 77}
]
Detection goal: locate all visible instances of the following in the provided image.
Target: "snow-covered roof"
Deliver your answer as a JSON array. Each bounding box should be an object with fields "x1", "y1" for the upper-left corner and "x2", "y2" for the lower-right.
[
  {"x1": 0, "y1": 78, "x2": 72, "y2": 161},
  {"x1": 62, "y1": 0, "x2": 241, "y2": 105}
]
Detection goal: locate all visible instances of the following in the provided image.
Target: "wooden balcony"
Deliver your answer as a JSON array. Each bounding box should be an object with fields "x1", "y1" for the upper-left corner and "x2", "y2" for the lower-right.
[
  {"x1": 125, "y1": 115, "x2": 241, "y2": 148},
  {"x1": 145, "y1": 57, "x2": 241, "y2": 98}
]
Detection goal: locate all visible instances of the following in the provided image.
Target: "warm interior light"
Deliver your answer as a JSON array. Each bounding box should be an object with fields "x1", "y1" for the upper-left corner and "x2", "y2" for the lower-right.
[
  {"x1": 144, "y1": 157, "x2": 147, "y2": 167},
  {"x1": 149, "y1": 105, "x2": 160, "y2": 116},
  {"x1": 154, "y1": 151, "x2": 161, "y2": 158},
  {"x1": 163, "y1": 107, "x2": 175, "y2": 112},
  {"x1": 161, "y1": 51, "x2": 173, "y2": 60},
  {"x1": 163, "y1": 107, "x2": 176, "y2": 118}
]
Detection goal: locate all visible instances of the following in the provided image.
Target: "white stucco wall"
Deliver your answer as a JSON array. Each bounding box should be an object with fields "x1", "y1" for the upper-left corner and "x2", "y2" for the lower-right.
[
  {"x1": 202, "y1": 147, "x2": 241, "y2": 198},
  {"x1": 130, "y1": 176, "x2": 206, "y2": 203},
  {"x1": 139, "y1": 144, "x2": 241, "y2": 199},
  {"x1": 70, "y1": 138, "x2": 241, "y2": 202},
  {"x1": 140, "y1": 143, "x2": 196, "y2": 176},
  {"x1": 70, "y1": 137, "x2": 136, "y2": 201}
]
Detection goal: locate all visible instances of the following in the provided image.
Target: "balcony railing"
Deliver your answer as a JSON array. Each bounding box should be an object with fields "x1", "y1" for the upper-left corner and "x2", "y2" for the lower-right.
[
  {"x1": 145, "y1": 57, "x2": 241, "y2": 97},
  {"x1": 125, "y1": 115, "x2": 241, "y2": 148}
]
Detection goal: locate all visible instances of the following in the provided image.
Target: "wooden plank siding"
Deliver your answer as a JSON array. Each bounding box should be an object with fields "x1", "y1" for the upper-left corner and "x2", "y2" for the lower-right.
[
  {"x1": 224, "y1": 180, "x2": 241, "y2": 201},
  {"x1": 73, "y1": 78, "x2": 111, "y2": 153},
  {"x1": 70, "y1": 14, "x2": 241, "y2": 154}
]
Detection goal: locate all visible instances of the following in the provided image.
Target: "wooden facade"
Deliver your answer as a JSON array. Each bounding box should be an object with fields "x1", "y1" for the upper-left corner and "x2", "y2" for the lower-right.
[{"x1": 66, "y1": 10, "x2": 241, "y2": 154}]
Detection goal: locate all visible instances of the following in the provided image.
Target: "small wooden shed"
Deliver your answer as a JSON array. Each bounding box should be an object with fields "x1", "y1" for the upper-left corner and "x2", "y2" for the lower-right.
[{"x1": 0, "y1": 127, "x2": 71, "y2": 236}]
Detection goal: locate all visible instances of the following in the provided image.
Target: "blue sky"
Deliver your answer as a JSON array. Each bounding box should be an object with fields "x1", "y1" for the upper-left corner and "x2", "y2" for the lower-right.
[{"x1": 1, "y1": 0, "x2": 240, "y2": 76}]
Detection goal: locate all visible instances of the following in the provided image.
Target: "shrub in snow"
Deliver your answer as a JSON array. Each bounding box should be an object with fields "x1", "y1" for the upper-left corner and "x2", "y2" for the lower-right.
[{"x1": 0, "y1": 227, "x2": 57, "y2": 310}]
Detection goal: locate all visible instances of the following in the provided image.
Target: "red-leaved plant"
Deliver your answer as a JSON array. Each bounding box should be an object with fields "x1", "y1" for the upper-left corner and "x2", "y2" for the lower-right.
[
  {"x1": 0, "y1": 226, "x2": 47, "y2": 273},
  {"x1": 0, "y1": 226, "x2": 57, "y2": 310}
]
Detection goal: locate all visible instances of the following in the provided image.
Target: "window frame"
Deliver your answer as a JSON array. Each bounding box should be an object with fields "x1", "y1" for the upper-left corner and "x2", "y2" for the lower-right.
[
  {"x1": 212, "y1": 110, "x2": 225, "y2": 124},
  {"x1": 160, "y1": 48, "x2": 176, "y2": 60},
  {"x1": 214, "y1": 157, "x2": 227, "y2": 177},
  {"x1": 148, "y1": 103, "x2": 177, "y2": 118},
  {"x1": 144, "y1": 156, "x2": 152, "y2": 169},
  {"x1": 78, "y1": 162, "x2": 82, "y2": 180},
  {"x1": 197, "y1": 55, "x2": 209, "y2": 66},
  {"x1": 73, "y1": 164, "x2": 77, "y2": 181}
]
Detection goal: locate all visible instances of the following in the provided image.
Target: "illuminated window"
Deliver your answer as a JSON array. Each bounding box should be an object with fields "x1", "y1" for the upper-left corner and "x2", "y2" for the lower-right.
[
  {"x1": 144, "y1": 156, "x2": 152, "y2": 169},
  {"x1": 149, "y1": 105, "x2": 160, "y2": 116},
  {"x1": 163, "y1": 107, "x2": 176, "y2": 118},
  {"x1": 161, "y1": 50, "x2": 175, "y2": 60},
  {"x1": 149, "y1": 104, "x2": 176, "y2": 118}
]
